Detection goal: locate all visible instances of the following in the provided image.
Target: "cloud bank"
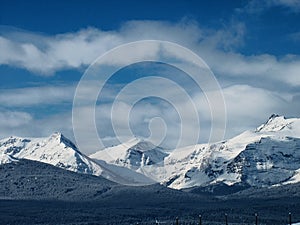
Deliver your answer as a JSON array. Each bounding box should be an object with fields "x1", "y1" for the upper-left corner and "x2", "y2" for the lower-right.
[{"x1": 0, "y1": 19, "x2": 300, "y2": 154}]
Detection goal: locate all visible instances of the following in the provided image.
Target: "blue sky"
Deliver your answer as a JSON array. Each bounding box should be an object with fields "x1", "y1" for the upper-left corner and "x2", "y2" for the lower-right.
[{"x1": 1, "y1": 0, "x2": 300, "y2": 154}]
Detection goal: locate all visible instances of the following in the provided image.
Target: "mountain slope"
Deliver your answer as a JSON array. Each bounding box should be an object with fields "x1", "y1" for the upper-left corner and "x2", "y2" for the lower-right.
[
  {"x1": 1, "y1": 156, "x2": 300, "y2": 225},
  {"x1": 1, "y1": 115, "x2": 300, "y2": 191},
  {"x1": 162, "y1": 115, "x2": 300, "y2": 189},
  {"x1": 0, "y1": 132, "x2": 102, "y2": 176},
  {"x1": 0, "y1": 133, "x2": 155, "y2": 186},
  {"x1": 91, "y1": 115, "x2": 300, "y2": 190},
  {"x1": 90, "y1": 138, "x2": 167, "y2": 170},
  {"x1": 0, "y1": 157, "x2": 210, "y2": 202},
  {"x1": 0, "y1": 158, "x2": 115, "y2": 201}
]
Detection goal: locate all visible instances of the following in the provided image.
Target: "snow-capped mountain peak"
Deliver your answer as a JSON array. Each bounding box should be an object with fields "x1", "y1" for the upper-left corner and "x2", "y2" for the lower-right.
[
  {"x1": 49, "y1": 132, "x2": 79, "y2": 151},
  {"x1": 256, "y1": 114, "x2": 299, "y2": 133},
  {"x1": 87, "y1": 115, "x2": 300, "y2": 189},
  {"x1": 90, "y1": 139, "x2": 167, "y2": 170},
  {"x1": 161, "y1": 115, "x2": 300, "y2": 189},
  {"x1": 2, "y1": 115, "x2": 300, "y2": 190},
  {"x1": 129, "y1": 140, "x2": 156, "y2": 152},
  {"x1": 0, "y1": 132, "x2": 102, "y2": 176}
]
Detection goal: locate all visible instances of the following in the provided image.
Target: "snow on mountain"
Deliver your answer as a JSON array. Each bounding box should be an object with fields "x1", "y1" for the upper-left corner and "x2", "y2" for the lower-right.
[
  {"x1": 89, "y1": 138, "x2": 169, "y2": 185},
  {"x1": 227, "y1": 136, "x2": 300, "y2": 186},
  {"x1": 0, "y1": 134, "x2": 158, "y2": 186},
  {"x1": 1, "y1": 115, "x2": 300, "y2": 190},
  {"x1": 90, "y1": 138, "x2": 168, "y2": 170},
  {"x1": 90, "y1": 115, "x2": 300, "y2": 190},
  {"x1": 284, "y1": 168, "x2": 300, "y2": 185},
  {"x1": 0, "y1": 152, "x2": 18, "y2": 164},
  {"x1": 256, "y1": 114, "x2": 300, "y2": 133},
  {"x1": 161, "y1": 114, "x2": 300, "y2": 189},
  {"x1": 0, "y1": 132, "x2": 102, "y2": 176}
]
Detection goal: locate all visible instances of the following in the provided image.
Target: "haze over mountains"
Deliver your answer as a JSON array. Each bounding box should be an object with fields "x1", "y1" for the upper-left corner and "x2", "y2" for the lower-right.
[{"x1": 1, "y1": 114, "x2": 300, "y2": 192}]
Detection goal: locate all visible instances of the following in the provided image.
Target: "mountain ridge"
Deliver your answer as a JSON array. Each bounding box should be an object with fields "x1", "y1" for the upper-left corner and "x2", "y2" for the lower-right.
[
  {"x1": 1, "y1": 114, "x2": 300, "y2": 191},
  {"x1": 0, "y1": 132, "x2": 103, "y2": 176}
]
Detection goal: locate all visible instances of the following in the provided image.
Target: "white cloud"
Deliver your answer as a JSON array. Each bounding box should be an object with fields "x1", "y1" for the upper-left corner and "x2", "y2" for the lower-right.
[
  {"x1": 0, "y1": 110, "x2": 73, "y2": 143},
  {"x1": 0, "y1": 82, "x2": 299, "y2": 155},
  {"x1": 241, "y1": 0, "x2": 300, "y2": 14},
  {"x1": 221, "y1": 85, "x2": 290, "y2": 136},
  {"x1": 0, "y1": 110, "x2": 32, "y2": 128},
  {"x1": 96, "y1": 41, "x2": 161, "y2": 67},
  {"x1": 0, "y1": 20, "x2": 232, "y2": 74},
  {"x1": 0, "y1": 28, "x2": 123, "y2": 74},
  {"x1": 193, "y1": 84, "x2": 293, "y2": 137},
  {"x1": 0, "y1": 85, "x2": 75, "y2": 107},
  {"x1": 1, "y1": 20, "x2": 300, "y2": 87},
  {"x1": 268, "y1": 0, "x2": 300, "y2": 11},
  {"x1": 223, "y1": 84, "x2": 288, "y2": 116},
  {"x1": 239, "y1": 0, "x2": 300, "y2": 13},
  {"x1": 1, "y1": 19, "x2": 300, "y2": 154}
]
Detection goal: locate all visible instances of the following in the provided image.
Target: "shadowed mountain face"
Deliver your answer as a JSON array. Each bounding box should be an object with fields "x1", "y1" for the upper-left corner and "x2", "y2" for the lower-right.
[
  {"x1": 0, "y1": 158, "x2": 208, "y2": 202},
  {"x1": 0, "y1": 159, "x2": 114, "y2": 201},
  {"x1": 0, "y1": 157, "x2": 300, "y2": 224}
]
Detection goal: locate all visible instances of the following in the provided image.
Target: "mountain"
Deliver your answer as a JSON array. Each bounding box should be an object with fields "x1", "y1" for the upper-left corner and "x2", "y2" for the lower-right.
[
  {"x1": 1, "y1": 116, "x2": 300, "y2": 224},
  {"x1": 0, "y1": 153, "x2": 18, "y2": 164},
  {"x1": 91, "y1": 115, "x2": 300, "y2": 190},
  {"x1": 0, "y1": 157, "x2": 198, "y2": 201},
  {"x1": 90, "y1": 138, "x2": 167, "y2": 170},
  {"x1": 1, "y1": 115, "x2": 300, "y2": 191},
  {"x1": 0, "y1": 158, "x2": 115, "y2": 201},
  {"x1": 161, "y1": 114, "x2": 300, "y2": 189},
  {"x1": 0, "y1": 132, "x2": 103, "y2": 176},
  {"x1": 0, "y1": 133, "x2": 155, "y2": 186},
  {"x1": 89, "y1": 138, "x2": 168, "y2": 185},
  {"x1": 1, "y1": 158, "x2": 300, "y2": 225}
]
